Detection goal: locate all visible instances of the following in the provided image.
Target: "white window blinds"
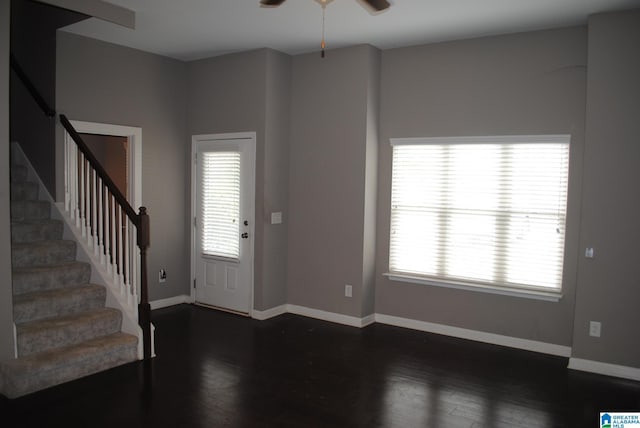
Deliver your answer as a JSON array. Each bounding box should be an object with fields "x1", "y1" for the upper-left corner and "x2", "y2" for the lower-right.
[
  {"x1": 389, "y1": 136, "x2": 570, "y2": 292},
  {"x1": 201, "y1": 151, "x2": 241, "y2": 259}
]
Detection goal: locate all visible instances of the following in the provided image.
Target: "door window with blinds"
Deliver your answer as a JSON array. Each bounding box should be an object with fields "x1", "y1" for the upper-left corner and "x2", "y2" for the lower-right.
[
  {"x1": 200, "y1": 151, "x2": 241, "y2": 260},
  {"x1": 388, "y1": 135, "x2": 570, "y2": 296}
]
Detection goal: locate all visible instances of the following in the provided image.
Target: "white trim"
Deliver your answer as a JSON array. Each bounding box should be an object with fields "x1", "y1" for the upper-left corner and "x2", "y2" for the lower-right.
[
  {"x1": 568, "y1": 358, "x2": 640, "y2": 381},
  {"x1": 390, "y1": 134, "x2": 571, "y2": 146},
  {"x1": 150, "y1": 295, "x2": 191, "y2": 310},
  {"x1": 68, "y1": 120, "x2": 142, "y2": 213},
  {"x1": 375, "y1": 313, "x2": 572, "y2": 357},
  {"x1": 385, "y1": 273, "x2": 563, "y2": 302},
  {"x1": 361, "y1": 313, "x2": 376, "y2": 327},
  {"x1": 287, "y1": 305, "x2": 374, "y2": 328},
  {"x1": 252, "y1": 304, "x2": 287, "y2": 321}
]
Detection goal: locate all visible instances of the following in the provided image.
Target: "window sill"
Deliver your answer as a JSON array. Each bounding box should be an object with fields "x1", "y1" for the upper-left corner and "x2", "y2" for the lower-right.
[{"x1": 383, "y1": 273, "x2": 563, "y2": 302}]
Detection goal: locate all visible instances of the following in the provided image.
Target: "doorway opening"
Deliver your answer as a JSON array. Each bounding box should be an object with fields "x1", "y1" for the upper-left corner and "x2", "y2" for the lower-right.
[
  {"x1": 66, "y1": 120, "x2": 142, "y2": 210},
  {"x1": 191, "y1": 132, "x2": 256, "y2": 315}
]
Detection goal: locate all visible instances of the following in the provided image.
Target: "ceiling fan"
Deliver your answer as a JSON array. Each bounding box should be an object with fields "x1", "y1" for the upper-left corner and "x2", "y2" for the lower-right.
[
  {"x1": 260, "y1": 0, "x2": 391, "y2": 12},
  {"x1": 260, "y1": 0, "x2": 391, "y2": 57}
]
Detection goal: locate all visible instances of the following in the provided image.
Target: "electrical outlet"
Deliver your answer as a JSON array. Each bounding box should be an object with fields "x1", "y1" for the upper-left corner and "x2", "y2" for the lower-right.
[
  {"x1": 589, "y1": 321, "x2": 601, "y2": 337},
  {"x1": 159, "y1": 269, "x2": 167, "y2": 283},
  {"x1": 345, "y1": 284, "x2": 353, "y2": 298}
]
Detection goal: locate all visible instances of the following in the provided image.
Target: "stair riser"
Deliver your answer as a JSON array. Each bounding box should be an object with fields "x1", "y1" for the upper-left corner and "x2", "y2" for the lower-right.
[
  {"x1": 17, "y1": 310, "x2": 123, "y2": 357},
  {"x1": 11, "y1": 182, "x2": 39, "y2": 201},
  {"x1": 11, "y1": 200, "x2": 50, "y2": 221},
  {"x1": 13, "y1": 262, "x2": 92, "y2": 295},
  {"x1": 11, "y1": 220, "x2": 63, "y2": 243},
  {"x1": 13, "y1": 287, "x2": 107, "y2": 324},
  {"x1": 12, "y1": 241, "x2": 77, "y2": 268}
]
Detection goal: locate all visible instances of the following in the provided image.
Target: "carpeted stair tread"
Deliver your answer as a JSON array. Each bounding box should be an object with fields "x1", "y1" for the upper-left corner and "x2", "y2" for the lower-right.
[
  {"x1": 11, "y1": 219, "x2": 63, "y2": 243},
  {"x1": 10, "y1": 200, "x2": 50, "y2": 221},
  {"x1": 0, "y1": 332, "x2": 138, "y2": 398},
  {"x1": 10, "y1": 181, "x2": 39, "y2": 201},
  {"x1": 5, "y1": 150, "x2": 143, "y2": 399},
  {"x1": 11, "y1": 239, "x2": 77, "y2": 268},
  {"x1": 17, "y1": 307, "x2": 122, "y2": 357},
  {"x1": 13, "y1": 285, "x2": 106, "y2": 324},
  {"x1": 12, "y1": 261, "x2": 91, "y2": 295}
]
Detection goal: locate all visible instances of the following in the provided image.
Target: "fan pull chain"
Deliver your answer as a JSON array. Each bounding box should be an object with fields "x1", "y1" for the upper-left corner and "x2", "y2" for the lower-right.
[{"x1": 321, "y1": 4, "x2": 326, "y2": 58}]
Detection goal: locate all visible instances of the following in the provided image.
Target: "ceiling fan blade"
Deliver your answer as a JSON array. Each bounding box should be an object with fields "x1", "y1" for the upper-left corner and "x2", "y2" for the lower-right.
[
  {"x1": 260, "y1": 0, "x2": 287, "y2": 7},
  {"x1": 361, "y1": 0, "x2": 391, "y2": 12}
]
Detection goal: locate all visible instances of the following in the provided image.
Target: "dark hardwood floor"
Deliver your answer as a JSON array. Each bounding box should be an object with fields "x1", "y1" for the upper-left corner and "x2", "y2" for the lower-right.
[{"x1": 2, "y1": 304, "x2": 639, "y2": 427}]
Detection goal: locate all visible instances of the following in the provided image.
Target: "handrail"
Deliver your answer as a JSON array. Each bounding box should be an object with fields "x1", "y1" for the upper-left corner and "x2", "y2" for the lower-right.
[
  {"x1": 9, "y1": 54, "x2": 56, "y2": 117},
  {"x1": 11, "y1": 54, "x2": 152, "y2": 360}
]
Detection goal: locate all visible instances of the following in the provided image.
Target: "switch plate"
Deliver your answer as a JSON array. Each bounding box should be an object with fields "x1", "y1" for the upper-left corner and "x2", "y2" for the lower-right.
[
  {"x1": 159, "y1": 269, "x2": 167, "y2": 283},
  {"x1": 271, "y1": 212, "x2": 282, "y2": 225},
  {"x1": 585, "y1": 247, "x2": 595, "y2": 258},
  {"x1": 589, "y1": 321, "x2": 601, "y2": 337},
  {"x1": 345, "y1": 284, "x2": 353, "y2": 298}
]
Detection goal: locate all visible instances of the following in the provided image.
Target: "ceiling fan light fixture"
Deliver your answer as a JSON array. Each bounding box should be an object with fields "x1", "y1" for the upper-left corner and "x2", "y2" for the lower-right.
[
  {"x1": 313, "y1": 0, "x2": 335, "y2": 6},
  {"x1": 259, "y1": 0, "x2": 287, "y2": 7},
  {"x1": 260, "y1": 0, "x2": 391, "y2": 57}
]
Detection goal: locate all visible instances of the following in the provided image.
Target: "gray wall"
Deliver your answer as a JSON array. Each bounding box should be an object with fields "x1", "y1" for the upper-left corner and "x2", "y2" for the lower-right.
[
  {"x1": 188, "y1": 48, "x2": 290, "y2": 311},
  {"x1": 262, "y1": 49, "x2": 291, "y2": 310},
  {"x1": 571, "y1": 10, "x2": 640, "y2": 368},
  {"x1": 1, "y1": 0, "x2": 15, "y2": 361},
  {"x1": 375, "y1": 27, "x2": 587, "y2": 346},
  {"x1": 50, "y1": 10, "x2": 640, "y2": 372},
  {"x1": 287, "y1": 45, "x2": 379, "y2": 318},
  {"x1": 362, "y1": 47, "x2": 380, "y2": 317},
  {"x1": 56, "y1": 32, "x2": 189, "y2": 302}
]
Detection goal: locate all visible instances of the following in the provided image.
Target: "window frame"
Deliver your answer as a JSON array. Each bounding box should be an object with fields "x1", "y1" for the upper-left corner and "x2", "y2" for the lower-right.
[{"x1": 386, "y1": 135, "x2": 571, "y2": 302}]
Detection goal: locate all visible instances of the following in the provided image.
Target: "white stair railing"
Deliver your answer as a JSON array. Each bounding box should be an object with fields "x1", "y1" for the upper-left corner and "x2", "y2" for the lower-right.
[
  {"x1": 61, "y1": 114, "x2": 151, "y2": 360},
  {"x1": 63, "y1": 138, "x2": 140, "y2": 312}
]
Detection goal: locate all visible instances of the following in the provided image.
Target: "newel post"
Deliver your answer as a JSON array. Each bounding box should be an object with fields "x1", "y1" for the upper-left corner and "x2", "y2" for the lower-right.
[{"x1": 137, "y1": 207, "x2": 152, "y2": 360}]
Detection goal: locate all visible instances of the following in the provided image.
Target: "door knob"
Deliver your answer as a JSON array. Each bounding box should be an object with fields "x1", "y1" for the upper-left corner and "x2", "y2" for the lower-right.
[{"x1": 241, "y1": 233, "x2": 249, "y2": 239}]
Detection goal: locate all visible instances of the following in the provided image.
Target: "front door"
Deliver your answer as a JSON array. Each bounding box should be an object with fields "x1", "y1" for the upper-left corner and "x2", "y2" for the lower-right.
[{"x1": 193, "y1": 133, "x2": 255, "y2": 314}]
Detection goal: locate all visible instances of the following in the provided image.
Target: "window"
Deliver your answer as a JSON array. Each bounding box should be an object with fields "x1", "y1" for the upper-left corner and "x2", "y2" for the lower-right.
[
  {"x1": 388, "y1": 135, "x2": 570, "y2": 297},
  {"x1": 201, "y1": 151, "x2": 241, "y2": 259}
]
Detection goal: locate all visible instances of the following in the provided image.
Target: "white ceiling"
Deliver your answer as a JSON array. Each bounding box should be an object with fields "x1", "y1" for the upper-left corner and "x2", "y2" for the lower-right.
[{"x1": 62, "y1": 0, "x2": 640, "y2": 61}]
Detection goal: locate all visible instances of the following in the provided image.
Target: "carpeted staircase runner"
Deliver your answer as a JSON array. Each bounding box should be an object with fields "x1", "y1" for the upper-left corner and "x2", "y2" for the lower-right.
[{"x1": 0, "y1": 152, "x2": 138, "y2": 399}]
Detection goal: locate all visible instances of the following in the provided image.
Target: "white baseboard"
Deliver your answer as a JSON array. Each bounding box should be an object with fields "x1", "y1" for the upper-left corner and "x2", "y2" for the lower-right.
[
  {"x1": 252, "y1": 304, "x2": 287, "y2": 320},
  {"x1": 375, "y1": 313, "x2": 572, "y2": 357},
  {"x1": 361, "y1": 313, "x2": 376, "y2": 327},
  {"x1": 568, "y1": 358, "x2": 640, "y2": 381},
  {"x1": 287, "y1": 304, "x2": 374, "y2": 328},
  {"x1": 150, "y1": 295, "x2": 191, "y2": 310}
]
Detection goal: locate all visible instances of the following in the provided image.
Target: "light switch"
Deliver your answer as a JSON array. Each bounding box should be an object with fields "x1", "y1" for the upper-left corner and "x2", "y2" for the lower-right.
[
  {"x1": 271, "y1": 212, "x2": 282, "y2": 225},
  {"x1": 585, "y1": 247, "x2": 594, "y2": 259}
]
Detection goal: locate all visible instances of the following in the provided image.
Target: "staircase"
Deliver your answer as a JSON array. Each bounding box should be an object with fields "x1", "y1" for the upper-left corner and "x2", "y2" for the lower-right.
[{"x1": 0, "y1": 151, "x2": 138, "y2": 399}]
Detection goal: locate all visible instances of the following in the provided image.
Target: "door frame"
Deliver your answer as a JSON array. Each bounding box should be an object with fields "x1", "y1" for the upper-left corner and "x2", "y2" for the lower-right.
[
  {"x1": 66, "y1": 120, "x2": 143, "y2": 211},
  {"x1": 190, "y1": 132, "x2": 256, "y2": 315}
]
